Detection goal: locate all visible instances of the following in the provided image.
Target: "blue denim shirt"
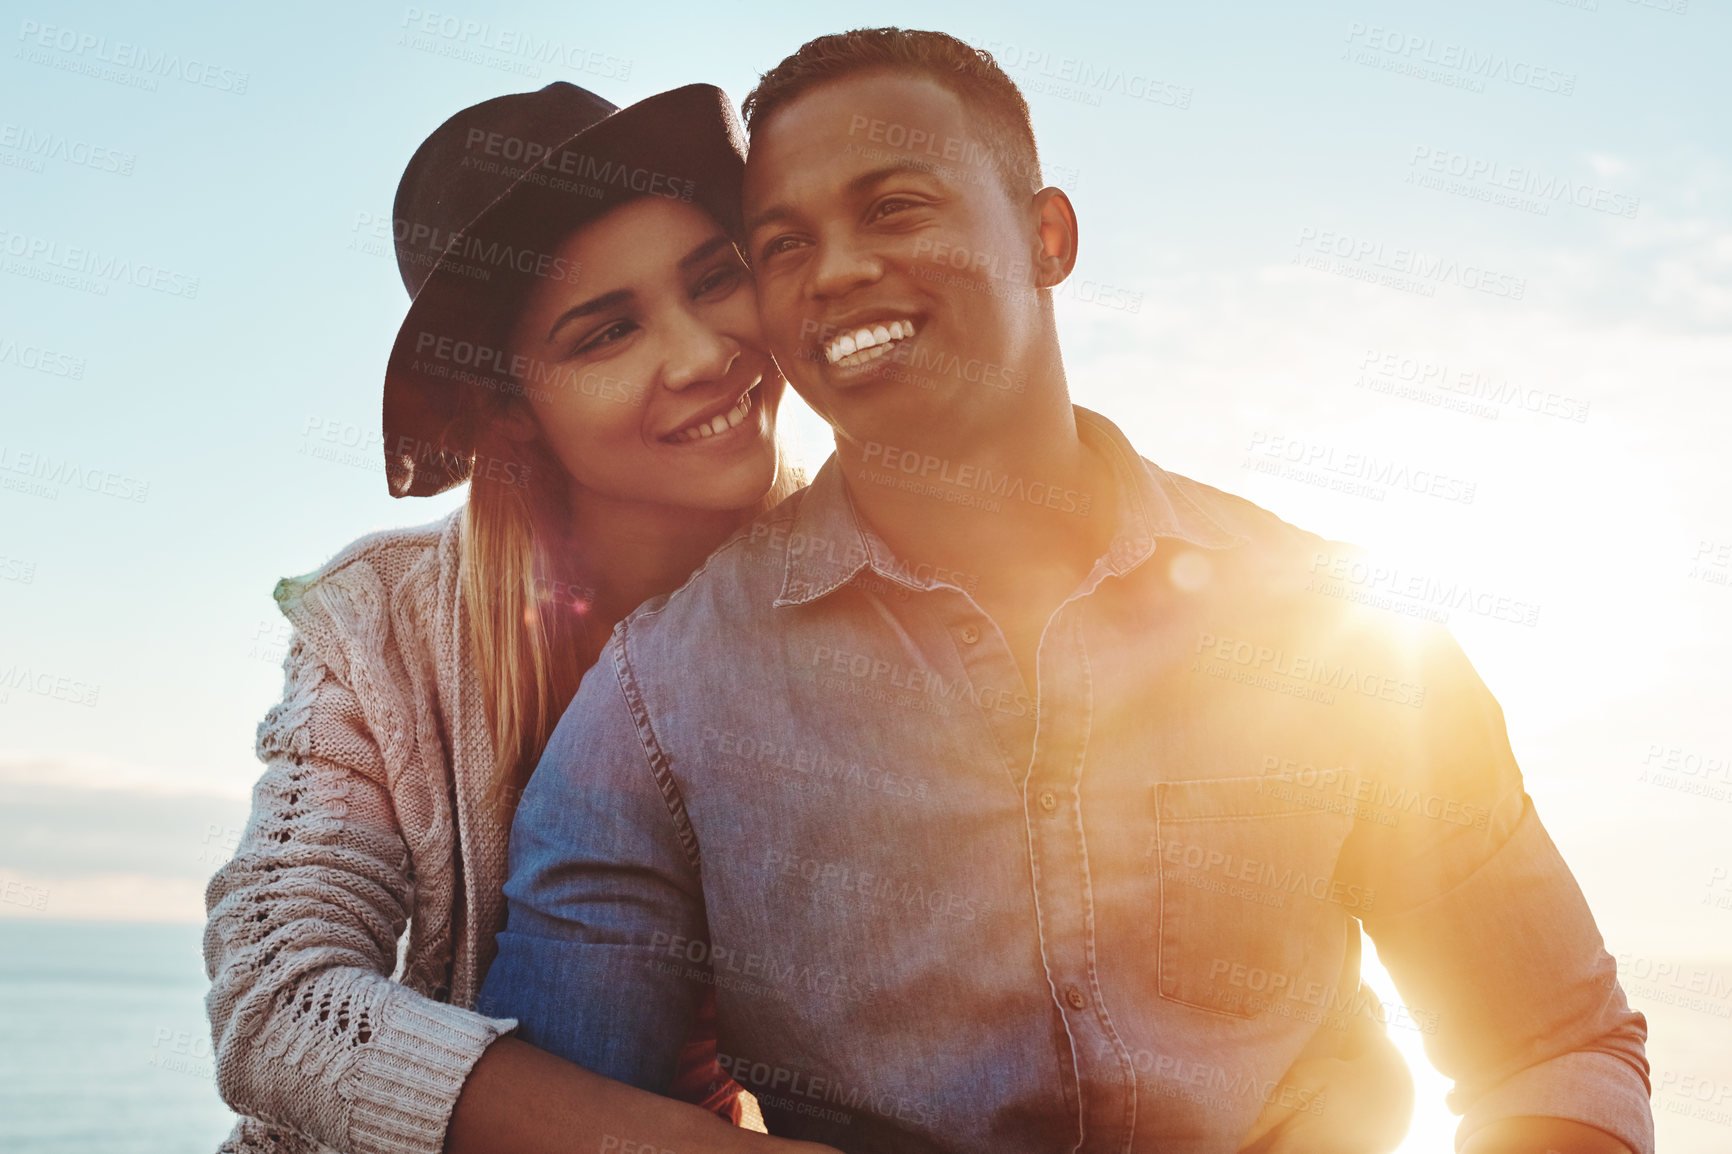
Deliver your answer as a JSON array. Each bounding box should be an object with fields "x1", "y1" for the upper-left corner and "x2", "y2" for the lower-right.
[{"x1": 479, "y1": 408, "x2": 1651, "y2": 1154}]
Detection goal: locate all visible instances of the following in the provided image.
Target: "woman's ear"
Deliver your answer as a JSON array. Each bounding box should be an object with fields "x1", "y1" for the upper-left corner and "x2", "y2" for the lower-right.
[{"x1": 1030, "y1": 187, "x2": 1079, "y2": 290}]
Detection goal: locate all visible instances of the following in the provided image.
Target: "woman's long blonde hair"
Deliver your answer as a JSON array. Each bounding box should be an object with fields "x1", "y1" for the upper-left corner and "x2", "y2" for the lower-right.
[{"x1": 458, "y1": 395, "x2": 803, "y2": 815}]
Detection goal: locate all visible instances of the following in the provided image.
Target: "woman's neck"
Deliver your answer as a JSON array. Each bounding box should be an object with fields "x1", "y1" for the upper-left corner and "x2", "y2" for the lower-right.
[{"x1": 565, "y1": 487, "x2": 745, "y2": 630}]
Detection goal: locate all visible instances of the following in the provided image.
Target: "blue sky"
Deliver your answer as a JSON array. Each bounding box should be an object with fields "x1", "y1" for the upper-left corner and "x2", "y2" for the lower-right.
[{"x1": 2, "y1": 2, "x2": 1729, "y2": 1146}]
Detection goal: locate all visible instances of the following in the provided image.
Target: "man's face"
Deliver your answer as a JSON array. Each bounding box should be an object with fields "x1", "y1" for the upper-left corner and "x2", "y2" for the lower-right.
[{"x1": 743, "y1": 71, "x2": 1045, "y2": 448}]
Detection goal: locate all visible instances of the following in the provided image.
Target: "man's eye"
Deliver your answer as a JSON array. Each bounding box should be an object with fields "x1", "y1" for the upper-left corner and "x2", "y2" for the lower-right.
[
  {"x1": 870, "y1": 197, "x2": 922, "y2": 221},
  {"x1": 758, "y1": 235, "x2": 804, "y2": 262}
]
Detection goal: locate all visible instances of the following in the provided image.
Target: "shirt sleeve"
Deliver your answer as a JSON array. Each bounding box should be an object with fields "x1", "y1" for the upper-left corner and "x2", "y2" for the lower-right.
[
  {"x1": 476, "y1": 636, "x2": 709, "y2": 1094},
  {"x1": 1341, "y1": 628, "x2": 1652, "y2": 1154}
]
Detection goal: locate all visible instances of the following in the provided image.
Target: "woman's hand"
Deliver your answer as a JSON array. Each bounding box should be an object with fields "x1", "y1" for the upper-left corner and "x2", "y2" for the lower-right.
[{"x1": 1235, "y1": 1018, "x2": 1414, "y2": 1154}]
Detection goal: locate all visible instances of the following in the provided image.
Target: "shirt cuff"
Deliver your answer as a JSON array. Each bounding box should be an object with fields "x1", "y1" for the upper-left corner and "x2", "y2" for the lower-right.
[
  {"x1": 1455, "y1": 1049, "x2": 1654, "y2": 1154},
  {"x1": 339, "y1": 988, "x2": 518, "y2": 1154}
]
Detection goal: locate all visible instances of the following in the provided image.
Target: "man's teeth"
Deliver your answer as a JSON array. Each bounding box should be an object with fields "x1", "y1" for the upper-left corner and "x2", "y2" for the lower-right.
[
  {"x1": 824, "y1": 319, "x2": 917, "y2": 366},
  {"x1": 670, "y1": 391, "x2": 753, "y2": 444}
]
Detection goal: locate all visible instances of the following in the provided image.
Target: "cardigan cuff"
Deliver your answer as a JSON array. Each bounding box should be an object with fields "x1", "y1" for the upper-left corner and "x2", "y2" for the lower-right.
[{"x1": 341, "y1": 988, "x2": 517, "y2": 1154}]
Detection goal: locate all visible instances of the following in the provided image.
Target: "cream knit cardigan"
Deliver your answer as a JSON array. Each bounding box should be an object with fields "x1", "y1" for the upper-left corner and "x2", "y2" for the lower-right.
[{"x1": 204, "y1": 510, "x2": 517, "y2": 1154}]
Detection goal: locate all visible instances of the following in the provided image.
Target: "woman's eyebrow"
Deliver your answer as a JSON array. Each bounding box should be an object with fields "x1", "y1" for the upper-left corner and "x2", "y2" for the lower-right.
[
  {"x1": 546, "y1": 288, "x2": 633, "y2": 343},
  {"x1": 679, "y1": 235, "x2": 734, "y2": 270}
]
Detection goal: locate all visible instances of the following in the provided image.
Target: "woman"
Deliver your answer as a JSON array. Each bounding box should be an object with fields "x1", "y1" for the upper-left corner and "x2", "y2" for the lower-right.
[{"x1": 204, "y1": 81, "x2": 1411, "y2": 1154}]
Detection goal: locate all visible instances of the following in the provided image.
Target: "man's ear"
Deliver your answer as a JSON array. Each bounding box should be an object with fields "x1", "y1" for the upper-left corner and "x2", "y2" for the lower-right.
[{"x1": 1030, "y1": 187, "x2": 1079, "y2": 289}]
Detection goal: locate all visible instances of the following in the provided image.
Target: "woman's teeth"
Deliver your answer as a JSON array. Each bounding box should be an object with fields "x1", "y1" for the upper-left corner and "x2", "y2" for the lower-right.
[
  {"x1": 669, "y1": 390, "x2": 753, "y2": 444},
  {"x1": 824, "y1": 319, "x2": 917, "y2": 366}
]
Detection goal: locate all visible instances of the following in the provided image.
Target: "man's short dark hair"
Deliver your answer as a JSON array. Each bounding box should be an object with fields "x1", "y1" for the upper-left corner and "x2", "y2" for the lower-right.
[{"x1": 741, "y1": 27, "x2": 1043, "y2": 199}]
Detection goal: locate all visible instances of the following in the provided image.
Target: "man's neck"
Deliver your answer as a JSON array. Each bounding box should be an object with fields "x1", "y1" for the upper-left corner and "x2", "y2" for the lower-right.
[{"x1": 832, "y1": 391, "x2": 1120, "y2": 685}]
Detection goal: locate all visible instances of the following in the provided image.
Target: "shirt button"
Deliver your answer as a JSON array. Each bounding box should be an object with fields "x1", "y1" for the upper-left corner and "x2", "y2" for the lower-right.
[
  {"x1": 959, "y1": 624, "x2": 981, "y2": 645},
  {"x1": 1066, "y1": 985, "x2": 1087, "y2": 1011},
  {"x1": 1038, "y1": 790, "x2": 1057, "y2": 812}
]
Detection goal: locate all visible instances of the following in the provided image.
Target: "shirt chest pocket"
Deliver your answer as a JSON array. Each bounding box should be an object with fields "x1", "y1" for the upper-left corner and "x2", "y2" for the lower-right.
[{"x1": 1151, "y1": 775, "x2": 1359, "y2": 1020}]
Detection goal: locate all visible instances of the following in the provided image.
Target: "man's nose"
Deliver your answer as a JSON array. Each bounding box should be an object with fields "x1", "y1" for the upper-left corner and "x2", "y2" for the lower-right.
[{"x1": 808, "y1": 230, "x2": 883, "y2": 301}]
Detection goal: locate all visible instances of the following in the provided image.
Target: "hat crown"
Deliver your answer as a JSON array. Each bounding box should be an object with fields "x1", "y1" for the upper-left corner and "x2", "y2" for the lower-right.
[{"x1": 391, "y1": 82, "x2": 617, "y2": 298}]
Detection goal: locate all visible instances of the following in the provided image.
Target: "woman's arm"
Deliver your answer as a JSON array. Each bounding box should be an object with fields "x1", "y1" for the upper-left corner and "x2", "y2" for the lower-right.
[
  {"x1": 1236, "y1": 986, "x2": 1415, "y2": 1154},
  {"x1": 204, "y1": 637, "x2": 516, "y2": 1153},
  {"x1": 447, "y1": 1038, "x2": 836, "y2": 1154},
  {"x1": 208, "y1": 636, "x2": 821, "y2": 1154}
]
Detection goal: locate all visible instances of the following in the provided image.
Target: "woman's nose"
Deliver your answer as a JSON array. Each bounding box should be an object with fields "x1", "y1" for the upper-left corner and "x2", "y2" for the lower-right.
[{"x1": 661, "y1": 310, "x2": 739, "y2": 392}]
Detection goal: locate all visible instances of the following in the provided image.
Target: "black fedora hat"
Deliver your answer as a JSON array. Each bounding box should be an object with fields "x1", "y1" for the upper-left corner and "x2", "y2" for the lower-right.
[{"x1": 382, "y1": 82, "x2": 748, "y2": 497}]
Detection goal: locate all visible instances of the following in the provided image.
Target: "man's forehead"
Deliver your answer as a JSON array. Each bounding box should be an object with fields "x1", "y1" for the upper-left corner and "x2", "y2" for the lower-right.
[{"x1": 746, "y1": 71, "x2": 970, "y2": 176}]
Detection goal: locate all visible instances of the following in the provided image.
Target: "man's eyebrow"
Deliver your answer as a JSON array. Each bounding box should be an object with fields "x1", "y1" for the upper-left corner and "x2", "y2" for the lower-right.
[
  {"x1": 743, "y1": 161, "x2": 946, "y2": 236},
  {"x1": 845, "y1": 161, "x2": 947, "y2": 196},
  {"x1": 742, "y1": 203, "x2": 793, "y2": 237},
  {"x1": 546, "y1": 288, "x2": 632, "y2": 343}
]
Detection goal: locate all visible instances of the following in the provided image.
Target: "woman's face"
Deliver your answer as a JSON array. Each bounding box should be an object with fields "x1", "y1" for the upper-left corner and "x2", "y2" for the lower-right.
[{"x1": 504, "y1": 197, "x2": 784, "y2": 512}]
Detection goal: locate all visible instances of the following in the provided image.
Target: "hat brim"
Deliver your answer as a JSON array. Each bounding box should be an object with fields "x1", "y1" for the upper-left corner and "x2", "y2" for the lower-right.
[{"x1": 382, "y1": 84, "x2": 747, "y2": 498}]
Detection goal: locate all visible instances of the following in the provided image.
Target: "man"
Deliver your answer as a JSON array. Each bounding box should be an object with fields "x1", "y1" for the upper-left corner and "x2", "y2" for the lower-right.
[{"x1": 479, "y1": 29, "x2": 1651, "y2": 1154}]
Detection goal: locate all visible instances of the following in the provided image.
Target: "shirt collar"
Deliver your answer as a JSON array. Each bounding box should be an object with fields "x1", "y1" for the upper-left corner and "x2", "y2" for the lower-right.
[{"x1": 776, "y1": 406, "x2": 1247, "y2": 607}]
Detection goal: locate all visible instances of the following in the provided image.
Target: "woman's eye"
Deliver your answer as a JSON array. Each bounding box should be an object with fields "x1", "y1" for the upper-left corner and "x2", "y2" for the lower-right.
[
  {"x1": 571, "y1": 319, "x2": 636, "y2": 356},
  {"x1": 694, "y1": 263, "x2": 743, "y2": 298}
]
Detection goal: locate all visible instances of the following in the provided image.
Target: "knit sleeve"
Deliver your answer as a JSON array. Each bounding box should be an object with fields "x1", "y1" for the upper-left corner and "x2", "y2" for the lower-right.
[{"x1": 204, "y1": 634, "x2": 516, "y2": 1154}]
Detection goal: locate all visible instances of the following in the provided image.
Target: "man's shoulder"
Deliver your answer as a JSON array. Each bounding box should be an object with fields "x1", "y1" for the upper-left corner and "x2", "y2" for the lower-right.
[{"x1": 1152, "y1": 462, "x2": 1362, "y2": 573}]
